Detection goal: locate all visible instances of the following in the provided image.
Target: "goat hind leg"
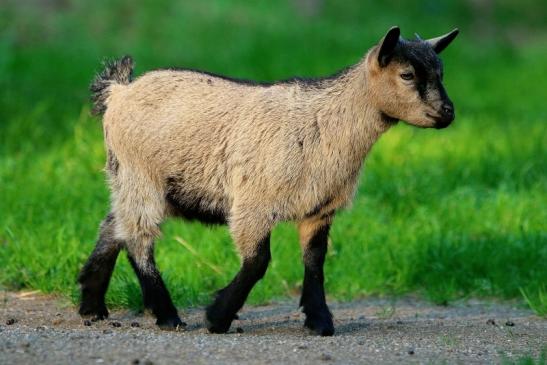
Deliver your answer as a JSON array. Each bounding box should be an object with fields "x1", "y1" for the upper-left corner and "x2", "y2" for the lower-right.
[
  {"x1": 127, "y1": 237, "x2": 184, "y2": 330},
  {"x1": 78, "y1": 213, "x2": 122, "y2": 320}
]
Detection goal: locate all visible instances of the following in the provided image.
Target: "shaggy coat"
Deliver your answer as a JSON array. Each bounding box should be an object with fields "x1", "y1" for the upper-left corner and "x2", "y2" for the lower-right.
[{"x1": 78, "y1": 27, "x2": 458, "y2": 335}]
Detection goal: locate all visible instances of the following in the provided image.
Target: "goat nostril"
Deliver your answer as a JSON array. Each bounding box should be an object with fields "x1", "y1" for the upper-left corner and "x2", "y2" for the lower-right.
[{"x1": 442, "y1": 104, "x2": 453, "y2": 115}]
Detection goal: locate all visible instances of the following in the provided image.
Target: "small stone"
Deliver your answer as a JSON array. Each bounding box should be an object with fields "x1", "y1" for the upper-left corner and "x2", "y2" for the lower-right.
[
  {"x1": 35, "y1": 325, "x2": 47, "y2": 331},
  {"x1": 103, "y1": 329, "x2": 113, "y2": 334},
  {"x1": 236, "y1": 327, "x2": 244, "y2": 333},
  {"x1": 486, "y1": 319, "x2": 496, "y2": 326},
  {"x1": 83, "y1": 320, "x2": 92, "y2": 326},
  {"x1": 396, "y1": 320, "x2": 404, "y2": 325},
  {"x1": 408, "y1": 349, "x2": 415, "y2": 355},
  {"x1": 6, "y1": 318, "x2": 17, "y2": 325},
  {"x1": 111, "y1": 321, "x2": 122, "y2": 328},
  {"x1": 297, "y1": 344, "x2": 308, "y2": 350},
  {"x1": 505, "y1": 320, "x2": 515, "y2": 327},
  {"x1": 130, "y1": 322, "x2": 140, "y2": 328},
  {"x1": 320, "y1": 353, "x2": 333, "y2": 361}
]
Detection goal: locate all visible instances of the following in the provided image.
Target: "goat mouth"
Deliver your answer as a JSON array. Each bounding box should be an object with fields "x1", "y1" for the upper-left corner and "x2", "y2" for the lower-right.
[
  {"x1": 426, "y1": 113, "x2": 443, "y2": 121},
  {"x1": 426, "y1": 113, "x2": 453, "y2": 129}
]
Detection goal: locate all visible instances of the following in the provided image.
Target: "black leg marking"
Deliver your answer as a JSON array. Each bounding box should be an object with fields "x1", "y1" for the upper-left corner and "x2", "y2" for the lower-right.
[
  {"x1": 300, "y1": 224, "x2": 334, "y2": 336},
  {"x1": 127, "y1": 248, "x2": 184, "y2": 330},
  {"x1": 205, "y1": 234, "x2": 271, "y2": 334},
  {"x1": 78, "y1": 213, "x2": 121, "y2": 320}
]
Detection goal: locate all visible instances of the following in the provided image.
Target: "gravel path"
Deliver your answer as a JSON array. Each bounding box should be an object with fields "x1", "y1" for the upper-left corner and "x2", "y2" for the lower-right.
[{"x1": 1, "y1": 291, "x2": 545, "y2": 364}]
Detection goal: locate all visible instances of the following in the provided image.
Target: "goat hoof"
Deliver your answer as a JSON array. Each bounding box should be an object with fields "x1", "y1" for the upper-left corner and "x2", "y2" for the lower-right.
[
  {"x1": 205, "y1": 299, "x2": 235, "y2": 334},
  {"x1": 304, "y1": 317, "x2": 334, "y2": 336},
  {"x1": 79, "y1": 302, "x2": 109, "y2": 320},
  {"x1": 205, "y1": 307, "x2": 233, "y2": 334},
  {"x1": 205, "y1": 319, "x2": 232, "y2": 334},
  {"x1": 156, "y1": 316, "x2": 186, "y2": 331}
]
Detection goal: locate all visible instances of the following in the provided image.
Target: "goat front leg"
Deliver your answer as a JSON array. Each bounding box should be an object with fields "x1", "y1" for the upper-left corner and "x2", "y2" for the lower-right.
[
  {"x1": 206, "y1": 214, "x2": 272, "y2": 334},
  {"x1": 298, "y1": 214, "x2": 334, "y2": 336}
]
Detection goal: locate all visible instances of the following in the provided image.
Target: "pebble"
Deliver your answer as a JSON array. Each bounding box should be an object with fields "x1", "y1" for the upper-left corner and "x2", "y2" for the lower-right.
[
  {"x1": 111, "y1": 321, "x2": 122, "y2": 328},
  {"x1": 320, "y1": 353, "x2": 333, "y2": 361},
  {"x1": 83, "y1": 320, "x2": 92, "y2": 326},
  {"x1": 103, "y1": 329, "x2": 113, "y2": 334},
  {"x1": 408, "y1": 349, "x2": 415, "y2": 355},
  {"x1": 486, "y1": 319, "x2": 496, "y2": 326},
  {"x1": 6, "y1": 318, "x2": 17, "y2": 325},
  {"x1": 130, "y1": 322, "x2": 140, "y2": 328},
  {"x1": 505, "y1": 321, "x2": 515, "y2": 327}
]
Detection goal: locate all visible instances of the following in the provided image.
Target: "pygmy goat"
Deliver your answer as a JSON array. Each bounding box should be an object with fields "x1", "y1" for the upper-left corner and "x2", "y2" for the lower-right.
[{"x1": 79, "y1": 26, "x2": 459, "y2": 336}]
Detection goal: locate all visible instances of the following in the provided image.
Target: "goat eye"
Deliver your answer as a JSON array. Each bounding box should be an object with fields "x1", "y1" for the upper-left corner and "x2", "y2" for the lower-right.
[{"x1": 400, "y1": 72, "x2": 414, "y2": 81}]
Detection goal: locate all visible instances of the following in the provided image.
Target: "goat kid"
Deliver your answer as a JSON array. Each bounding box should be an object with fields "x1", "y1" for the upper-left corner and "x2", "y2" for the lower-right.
[{"x1": 78, "y1": 26, "x2": 458, "y2": 336}]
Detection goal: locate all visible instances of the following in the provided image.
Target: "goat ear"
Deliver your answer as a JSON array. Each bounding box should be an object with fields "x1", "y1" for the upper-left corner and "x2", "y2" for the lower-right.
[
  {"x1": 426, "y1": 28, "x2": 459, "y2": 54},
  {"x1": 378, "y1": 26, "x2": 400, "y2": 67}
]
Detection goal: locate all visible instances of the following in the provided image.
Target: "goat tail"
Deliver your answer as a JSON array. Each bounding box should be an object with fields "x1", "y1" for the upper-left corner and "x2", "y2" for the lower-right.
[{"x1": 90, "y1": 55, "x2": 134, "y2": 116}]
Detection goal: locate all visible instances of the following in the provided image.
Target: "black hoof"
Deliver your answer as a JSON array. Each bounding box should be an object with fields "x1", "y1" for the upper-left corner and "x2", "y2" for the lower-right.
[
  {"x1": 205, "y1": 306, "x2": 234, "y2": 334},
  {"x1": 205, "y1": 318, "x2": 232, "y2": 334},
  {"x1": 304, "y1": 316, "x2": 334, "y2": 336},
  {"x1": 156, "y1": 316, "x2": 186, "y2": 331},
  {"x1": 79, "y1": 302, "x2": 109, "y2": 320}
]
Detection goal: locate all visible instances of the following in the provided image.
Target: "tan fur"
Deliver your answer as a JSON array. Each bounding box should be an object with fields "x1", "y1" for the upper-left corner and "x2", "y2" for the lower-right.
[
  {"x1": 298, "y1": 214, "x2": 333, "y2": 252},
  {"x1": 98, "y1": 39, "x2": 443, "y2": 268}
]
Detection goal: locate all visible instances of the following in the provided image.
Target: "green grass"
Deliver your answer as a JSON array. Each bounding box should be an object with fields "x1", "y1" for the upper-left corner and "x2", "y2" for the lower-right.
[
  {"x1": 502, "y1": 348, "x2": 547, "y2": 365},
  {"x1": 1, "y1": 0, "x2": 546, "y2": 314}
]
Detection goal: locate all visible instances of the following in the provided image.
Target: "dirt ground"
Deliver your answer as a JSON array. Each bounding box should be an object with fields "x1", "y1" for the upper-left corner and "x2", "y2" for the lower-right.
[{"x1": 0, "y1": 291, "x2": 545, "y2": 364}]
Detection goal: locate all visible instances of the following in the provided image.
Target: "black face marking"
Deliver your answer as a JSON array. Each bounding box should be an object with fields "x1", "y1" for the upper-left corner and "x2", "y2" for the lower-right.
[
  {"x1": 206, "y1": 234, "x2": 271, "y2": 333},
  {"x1": 127, "y1": 246, "x2": 184, "y2": 329},
  {"x1": 300, "y1": 223, "x2": 334, "y2": 336},
  {"x1": 165, "y1": 177, "x2": 227, "y2": 225},
  {"x1": 78, "y1": 213, "x2": 122, "y2": 320},
  {"x1": 391, "y1": 40, "x2": 445, "y2": 102}
]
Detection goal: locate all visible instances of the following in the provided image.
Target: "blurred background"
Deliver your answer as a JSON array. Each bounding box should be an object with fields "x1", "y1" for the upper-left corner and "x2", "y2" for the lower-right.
[{"x1": 1, "y1": 1, "x2": 546, "y2": 314}]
